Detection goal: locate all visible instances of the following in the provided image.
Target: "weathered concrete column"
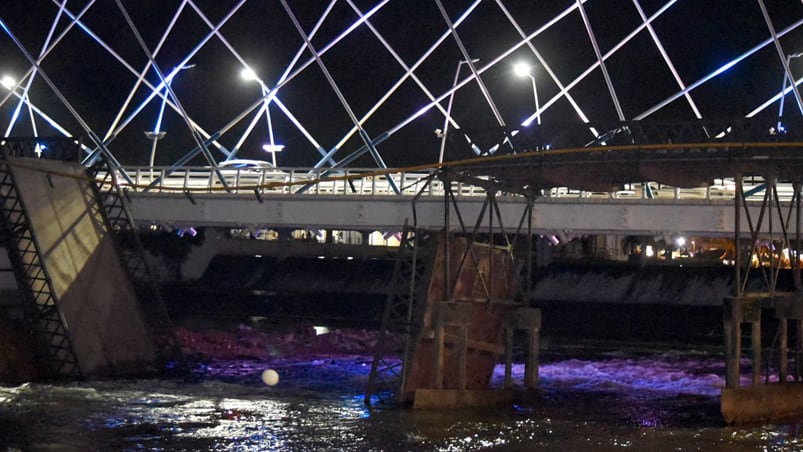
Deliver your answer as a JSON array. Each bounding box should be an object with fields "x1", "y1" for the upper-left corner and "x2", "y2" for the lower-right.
[
  {"x1": 725, "y1": 296, "x2": 763, "y2": 388},
  {"x1": 504, "y1": 307, "x2": 542, "y2": 389}
]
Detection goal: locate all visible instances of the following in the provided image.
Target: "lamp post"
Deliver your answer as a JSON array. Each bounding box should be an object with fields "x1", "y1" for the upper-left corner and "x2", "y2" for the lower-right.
[
  {"x1": 242, "y1": 68, "x2": 283, "y2": 166},
  {"x1": 438, "y1": 58, "x2": 479, "y2": 163},
  {"x1": 778, "y1": 52, "x2": 803, "y2": 133},
  {"x1": 146, "y1": 64, "x2": 194, "y2": 175},
  {"x1": 514, "y1": 62, "x2": 541, "y2": 126}
]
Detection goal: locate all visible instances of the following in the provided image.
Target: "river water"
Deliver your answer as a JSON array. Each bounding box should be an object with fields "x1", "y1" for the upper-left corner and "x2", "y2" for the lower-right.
[{"x1": 1, "y1": 344, "x2": 801, "y2": 451}]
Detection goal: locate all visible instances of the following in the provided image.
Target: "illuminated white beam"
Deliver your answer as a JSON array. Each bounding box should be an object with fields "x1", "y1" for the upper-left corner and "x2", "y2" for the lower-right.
[
  {"x1": 191, "y1": 0, "x2": 335, "y2": 163},
  {"x1": 576, "y1": 0, "x2": 625, "y2": 121},
  {"x1": 635, "y1": 17, "x2": 803, "y2": 120},
  {"x1": 495, "y1": 0, "x2": 592, "y2": 124},
  {"x1": 104, "y1": 0, "x2": 189, "y2": 143},
  {"x1": 334, "y1": 0, "x2": 480, "y2": 152},
  {"x1": 5, "y1": 1, "x2": 67, "y2": 137},
  {"x1": 51, "y1": 1, "x2": 234, "y2": 155},
  {"x1": 436, "y1": 0, "x2": 506, "y2": 128},
  {"x1": 395, "y1": 1, "x2": 587, "y2": 135},
  {"x1": 756, "y1": 0, "x2": 803, "y2": 117},
  {"x1": 631, "y1": 0, "x2": 701, "y2": 119},
  {"x1": 746, "y1": 75, "x2": 803, "y2": 118},
  {"x1": 281, "y1": 0, "x2": 391, "y2": 172},
  {"x1": 114, "y1": 0, "x2": 218, "y2": 168}
]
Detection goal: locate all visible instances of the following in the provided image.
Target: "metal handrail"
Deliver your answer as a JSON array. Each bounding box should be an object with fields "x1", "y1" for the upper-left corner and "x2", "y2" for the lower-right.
[{"x1": 112, "y1": 166, "x2": 789, "y2": 202}]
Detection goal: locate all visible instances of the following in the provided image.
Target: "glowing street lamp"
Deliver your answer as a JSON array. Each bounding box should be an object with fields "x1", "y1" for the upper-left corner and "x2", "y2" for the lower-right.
[
  {"x1": 261, "y1": 143, "x2": 284, "y2": 167},
  {"x1": 0, "y1": 75, "x2": 15, "y2": 90},
  {"x1": 514, "y1": 62, "x2": 541, "y2": 126},
  {"x1": 241, "y1": 68, "x2": 282, "y2": 166}
]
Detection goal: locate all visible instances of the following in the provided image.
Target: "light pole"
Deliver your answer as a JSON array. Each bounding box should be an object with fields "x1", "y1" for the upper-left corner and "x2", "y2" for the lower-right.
[
  {"x1": 438, "y1": 58, "x2": 479, "y2": 163},
  {"x1": 778, "y1": 52, "x2": 803, "y2": 133},
  {"x1": 514, "y1": 62, "x2": 541, "y2": 126},
  {"x1": 146, "y1": 64, "x2": 194, "y2": 174},
  {"x1": 242, "y1": 68, "x2": 283, "y2": 166}
]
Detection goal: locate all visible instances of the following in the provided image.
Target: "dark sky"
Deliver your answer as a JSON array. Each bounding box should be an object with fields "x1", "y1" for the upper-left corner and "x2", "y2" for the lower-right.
[{"x1": 1, "y1": 1, "x2": 802, "y2": 167}]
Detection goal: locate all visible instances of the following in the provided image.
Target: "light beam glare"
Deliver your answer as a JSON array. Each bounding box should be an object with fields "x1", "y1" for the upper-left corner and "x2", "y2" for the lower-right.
[{"x1": 636, "y1": 17, "x2": 803, "y2": 120}]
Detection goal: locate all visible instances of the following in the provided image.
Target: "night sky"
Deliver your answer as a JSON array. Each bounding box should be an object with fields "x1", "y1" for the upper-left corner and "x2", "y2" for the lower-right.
[{"x1": 1, "y1": 1, "x2": 802, "y2": 168}]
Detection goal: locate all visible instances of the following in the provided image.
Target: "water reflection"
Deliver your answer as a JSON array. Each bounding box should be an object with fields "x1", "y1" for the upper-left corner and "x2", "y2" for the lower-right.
[{"x1": 0, "y1": 350, "x2": 801, "y2": 450}]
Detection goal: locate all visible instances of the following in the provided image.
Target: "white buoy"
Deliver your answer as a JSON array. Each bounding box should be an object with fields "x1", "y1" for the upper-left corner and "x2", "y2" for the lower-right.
[{"x1": 261, "y1": 369, "x2": 279, "y2": 386}]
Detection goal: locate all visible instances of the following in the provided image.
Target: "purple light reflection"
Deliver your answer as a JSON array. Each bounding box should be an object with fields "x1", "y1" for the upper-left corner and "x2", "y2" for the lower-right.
[{"x1": 491, "y1": 353, "x2": 726, "y2": 397}]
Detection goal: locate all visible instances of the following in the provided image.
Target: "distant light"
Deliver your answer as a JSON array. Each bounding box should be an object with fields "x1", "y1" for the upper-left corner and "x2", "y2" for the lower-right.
[
  {"x1": 513, "y1": 62, "x2": 531, "y2": 78},
  {"x1": 675, "y1": 236, "x2": 686, "y2": 248},
  {"x1": 645, "y1": 245, "x2": 655, "y2": 257},
  {"x1": 262, "y1": 144, "x2": 284, "y2": 153},
  {"x1": 313, "y1": 326, "x2": 329, "y2": 335},
  {"x1": 0, "y1": 75, "x2": 15, "y2": 90},
  {"x1": 177, "y1": 226, "x2": 197, "y2": 237}
]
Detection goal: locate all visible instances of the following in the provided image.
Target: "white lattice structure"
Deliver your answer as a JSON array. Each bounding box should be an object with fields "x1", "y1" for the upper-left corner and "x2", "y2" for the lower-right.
[{"x1": 0, "y1": 1, "x2": 802, "y2": 172}]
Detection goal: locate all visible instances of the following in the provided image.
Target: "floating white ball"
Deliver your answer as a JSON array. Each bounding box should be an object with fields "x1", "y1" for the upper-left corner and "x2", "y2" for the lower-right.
[{"x1": 261, "y1": 369, "x2": 279, "y2": 386}]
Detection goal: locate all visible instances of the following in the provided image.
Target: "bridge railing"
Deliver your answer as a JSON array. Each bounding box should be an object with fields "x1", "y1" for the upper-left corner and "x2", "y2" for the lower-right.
[
  {"x1": 114, "y1": 167, "x2": 790, "y2": 202},
  {"x1": 120, "y1": 167, "x2": 491, "y2": 198}
]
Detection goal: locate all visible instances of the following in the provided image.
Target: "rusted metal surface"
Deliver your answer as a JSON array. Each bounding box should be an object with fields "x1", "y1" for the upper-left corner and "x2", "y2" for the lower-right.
[
  {"x1": 401, "y1": 236, "x2": 521, "y2": 403},
  {"x1": 446, "y1": 142, "x2": 803, "y2": 195}
]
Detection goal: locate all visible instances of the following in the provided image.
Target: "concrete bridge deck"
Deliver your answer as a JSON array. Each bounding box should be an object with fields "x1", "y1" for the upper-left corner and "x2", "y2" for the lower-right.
[{"x1": 123, "y1": 142, "x2": 803, "y2": 239}]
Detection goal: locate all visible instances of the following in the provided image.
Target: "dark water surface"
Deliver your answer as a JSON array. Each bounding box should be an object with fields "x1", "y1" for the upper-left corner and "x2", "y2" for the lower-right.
[{"x1": 1, "y1": 347, "x2": 801, "y2": 451}]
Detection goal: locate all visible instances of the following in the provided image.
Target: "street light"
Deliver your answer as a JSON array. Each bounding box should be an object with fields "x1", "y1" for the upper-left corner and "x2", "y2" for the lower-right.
[
  {"x1": 241, "y1": 67, "x2": 283, "y2": 166},
  {"x1": 438, "y1": 58, "x2": 479, "y2": 163},
  {"x1": 146, "y1": 64, "x2": 194, "y2": 173},
  {"x1": 777, "y1": 52, "x2": 803, "y2": 133},
  {"x1": 0, "y1": 75, "x2": 15, "y2": 90},
  {"x1": 261, "y1": 144, "x2": 284, "y2": 167},
  {"x1": 514, "y1": 61, "x2": 541, "y2": 126}
]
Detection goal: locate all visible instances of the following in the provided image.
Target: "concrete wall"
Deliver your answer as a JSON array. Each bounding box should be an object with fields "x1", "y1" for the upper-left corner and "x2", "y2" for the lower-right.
[{"x1": 12, "y1": 158, "x2": 155, "y2": 375}]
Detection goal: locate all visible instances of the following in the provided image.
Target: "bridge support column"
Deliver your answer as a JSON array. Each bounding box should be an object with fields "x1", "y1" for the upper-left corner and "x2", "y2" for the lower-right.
[
  {"x1": 504, "y1": 307, "x2": 541, "y2": 390},
  {"x1": 721, "y1": 177, "x2": 803, "y2": 424},
  {"x1": 723, "y1": 296, "x2": 761, "y2": 389}
]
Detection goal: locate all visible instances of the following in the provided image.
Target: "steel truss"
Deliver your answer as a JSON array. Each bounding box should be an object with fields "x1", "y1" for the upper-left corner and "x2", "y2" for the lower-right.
[
  {"x1": 725, "y1": 176, "x2": 803, "y2": 388},
  {"x1": 365, "y1": 170, "x2": 536, "y2": 404},
  {"x1": 0, "y1": 138, "x2": 81, "y2": 377},
  {"x1": 1, "y1": 2, "x2": 802, "y2": 175},
  {"x1": 88, "y1": 155, "x2": 184, "y2": 373},
  {"x1": 364, "y1": 222, "x2": 438, "y2": 405}
]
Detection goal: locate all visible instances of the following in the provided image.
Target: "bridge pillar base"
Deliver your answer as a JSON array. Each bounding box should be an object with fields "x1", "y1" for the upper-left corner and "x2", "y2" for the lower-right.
[
  {"x1": 413, "y1": 388, "x2": 540, "y2": 410},
  {"x1": 722, "y1": 383, "x2": 803, "y2": 424}
]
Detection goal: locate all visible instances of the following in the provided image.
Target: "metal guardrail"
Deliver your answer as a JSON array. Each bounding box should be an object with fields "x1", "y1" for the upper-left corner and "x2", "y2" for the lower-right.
[{"x1": 112, "y1": 167, "x2": 789, "y2": 203}]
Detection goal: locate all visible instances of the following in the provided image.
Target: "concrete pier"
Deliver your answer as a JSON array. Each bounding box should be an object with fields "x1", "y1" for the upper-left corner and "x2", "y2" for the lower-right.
[{"x1": 4, "y1": 157, "x2": 157, "y2": 376}]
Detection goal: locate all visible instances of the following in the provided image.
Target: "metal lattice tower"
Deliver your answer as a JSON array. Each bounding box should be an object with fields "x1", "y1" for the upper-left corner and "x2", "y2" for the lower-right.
[
  {"x1": 0, "y1": 138, "x2": 81, "y2": 377},
  {"x1": 88, "y1": 155, "x2": 184, "y2": 371},
  {"x1": 0, "y1": 1, "x2": 801, "y2": 175},
  {"x1": 365, "y1": 224, "x2": 438, "y2": 405}
]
